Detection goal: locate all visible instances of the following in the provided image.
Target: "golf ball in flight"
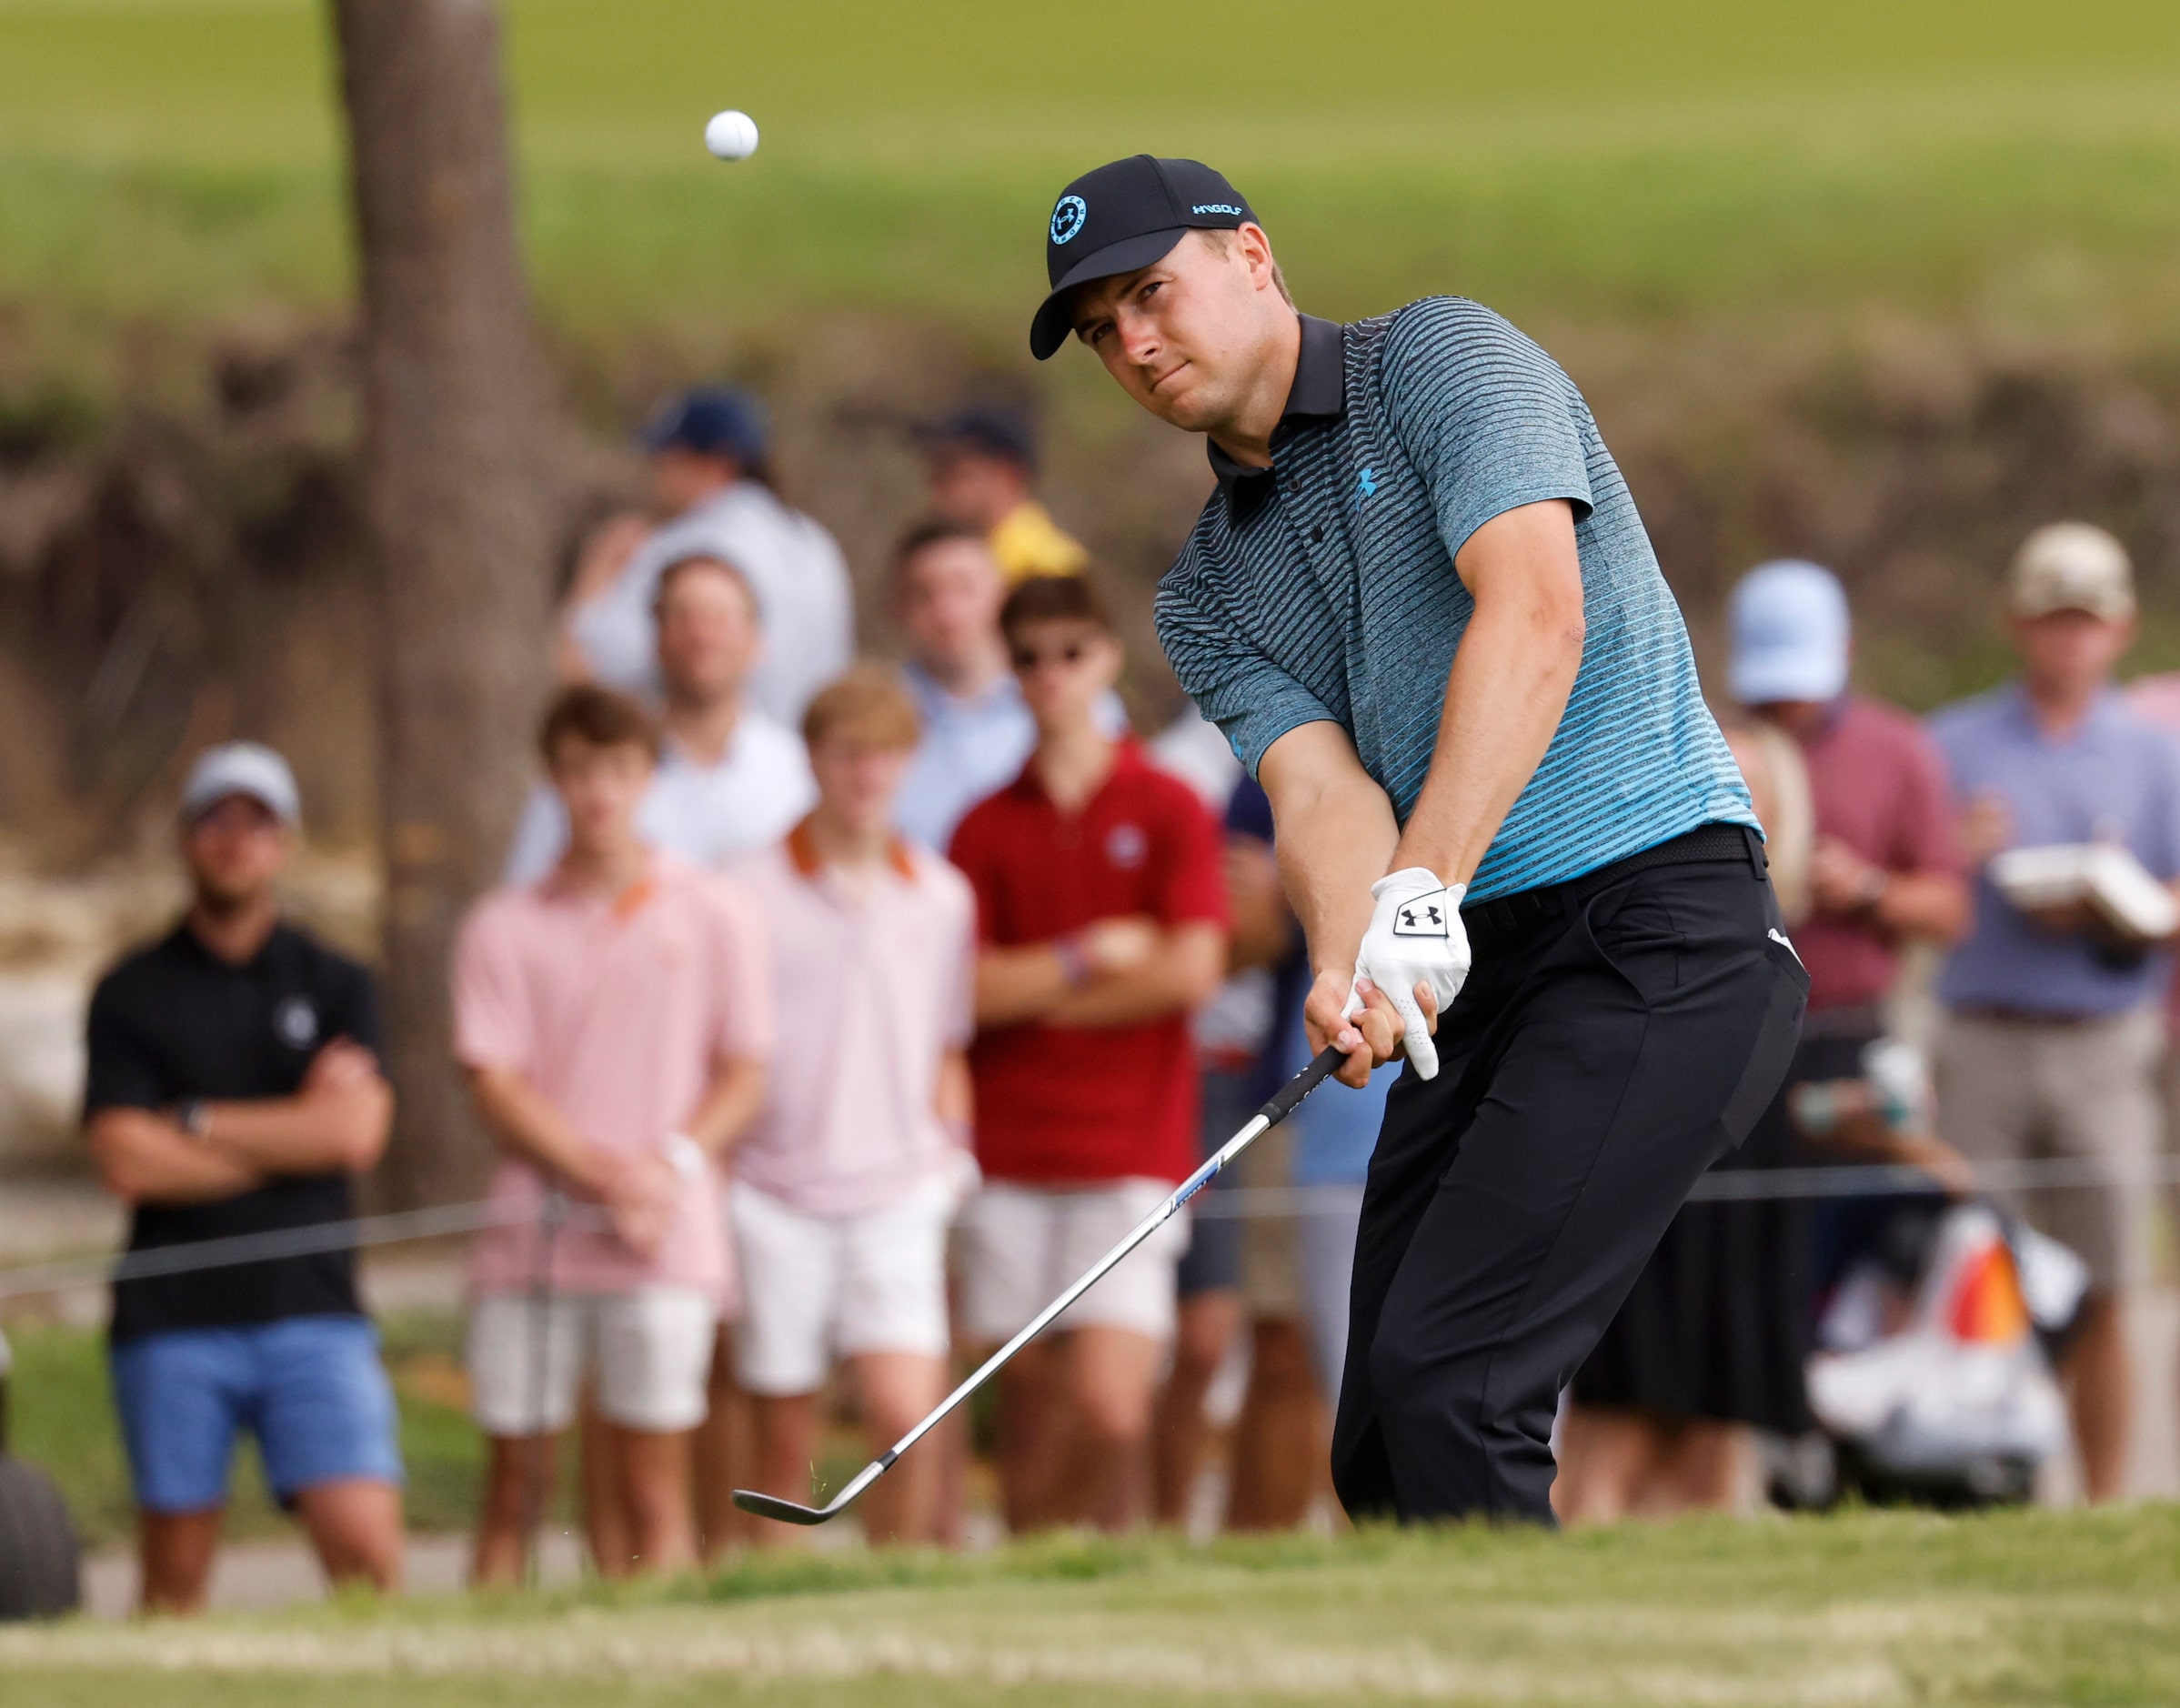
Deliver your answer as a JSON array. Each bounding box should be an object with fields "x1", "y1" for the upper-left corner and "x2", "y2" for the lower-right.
[{"x1": 705, "y1": 110, "x2": 760, "y2": 161}]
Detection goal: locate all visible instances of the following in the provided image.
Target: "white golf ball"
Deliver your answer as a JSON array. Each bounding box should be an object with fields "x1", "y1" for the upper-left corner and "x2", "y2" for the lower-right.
[{"x1": 704, "y1": 110, "x2": 759, "y2": 161}]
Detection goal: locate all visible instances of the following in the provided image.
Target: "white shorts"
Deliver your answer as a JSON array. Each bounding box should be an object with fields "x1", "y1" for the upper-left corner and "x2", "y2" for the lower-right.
[
  {"x1": 467, "y1": 1287, "x2": 717, "y2": 1436},
  {"x1": 959, "y1": 1179, "x2": 1189, "y2": 1345},
  {"x1": 730, "y1": 1178, "x2": 952, "y2": 1396}
]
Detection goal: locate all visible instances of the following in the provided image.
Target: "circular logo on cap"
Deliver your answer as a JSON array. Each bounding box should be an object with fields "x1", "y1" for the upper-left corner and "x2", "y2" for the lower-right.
[{"x1": 1050, "y1": 195, "x2": 1088, "y2": 246}]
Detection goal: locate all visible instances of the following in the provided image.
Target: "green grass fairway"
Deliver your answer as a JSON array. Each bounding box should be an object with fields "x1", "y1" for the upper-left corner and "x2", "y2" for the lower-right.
[
  {"x1": 3, "y1": 1508, "x2": 2178, "y2": 1705},
  {"x1": 3, "y1": 1, "x2": 2180, "y2": 343}
]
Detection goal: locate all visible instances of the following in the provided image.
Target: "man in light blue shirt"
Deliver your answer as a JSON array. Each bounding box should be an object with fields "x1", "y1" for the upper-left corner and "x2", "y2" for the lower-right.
[
  {"x1": 1928, "y1": 520, "x2": 2180, "y2": 1502},
  {"x1": 889, "y1": 522, "x2": 1124, "y2": 852}
]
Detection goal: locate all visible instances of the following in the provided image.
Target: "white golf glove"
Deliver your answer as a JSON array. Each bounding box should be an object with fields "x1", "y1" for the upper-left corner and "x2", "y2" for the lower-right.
[{"x1": 1343, "y1": 867, "x2": 1469, "y2": 1080}]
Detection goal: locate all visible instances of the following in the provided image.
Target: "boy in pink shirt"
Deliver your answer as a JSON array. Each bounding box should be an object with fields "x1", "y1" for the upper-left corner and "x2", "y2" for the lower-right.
[
  {"x1": 728, "y1": 666, "x2": 977, "y2": 1544},
  {"x1": 453, "y1": 686, "x2": 770, "y2": 1583}
]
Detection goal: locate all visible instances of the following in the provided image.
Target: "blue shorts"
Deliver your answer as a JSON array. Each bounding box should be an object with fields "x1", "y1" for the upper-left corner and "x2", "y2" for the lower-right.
[{"x1": 109, "y1": 1315, "x2": 405, "y2": 1514}]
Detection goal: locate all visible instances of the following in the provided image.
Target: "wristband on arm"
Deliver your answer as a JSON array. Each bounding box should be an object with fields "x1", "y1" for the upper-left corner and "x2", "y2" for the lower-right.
[
  {"x1": 662, "y1": 1131, "x2": 707, "y2": 1182},
  {"x1": 1053, "y1": 933, "x2": 1094, "y2": 990}
]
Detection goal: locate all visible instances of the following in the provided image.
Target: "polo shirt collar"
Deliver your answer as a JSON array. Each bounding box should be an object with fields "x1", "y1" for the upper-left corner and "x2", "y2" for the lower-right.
[
  {"x1": 1010, "y1": 736, "x2": 1147, "y2": 807},
  {"x1": 1207, "y1": 314, "x2": 1347, "y2": 521},
  {"x1": 787, "y1": 815, "x2": 916, "y2": 882},
  {"x1": 903, "y1": 658, "x2": 1019, "y2": 720},
  {"x1": 173, "y1": 916, "x2": 284, "y2": 973},
  {"x1": 2005, "y1": 680, "x2": 2126, "y2": 744}
]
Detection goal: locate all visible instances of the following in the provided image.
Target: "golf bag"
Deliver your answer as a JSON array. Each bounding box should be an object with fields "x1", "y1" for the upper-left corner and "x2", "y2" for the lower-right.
[{"x1": 1806, "y1": 1201, "x2": 2087, "y2": 1507}]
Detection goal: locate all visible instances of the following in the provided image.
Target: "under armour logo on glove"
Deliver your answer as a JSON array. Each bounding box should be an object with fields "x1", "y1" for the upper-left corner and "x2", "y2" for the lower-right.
[
  {"x1": 1393, "y1": 900, "x2": 1448, "y2": 937},
  {"x1": 1346, "y1": 867, "x2": 1470, "y2": 1080}
]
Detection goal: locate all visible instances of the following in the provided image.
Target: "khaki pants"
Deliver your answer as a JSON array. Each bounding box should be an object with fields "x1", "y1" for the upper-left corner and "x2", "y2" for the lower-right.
[{"x1": 1934, "y1": 1008, "x2": 2162, "y2": 1291}]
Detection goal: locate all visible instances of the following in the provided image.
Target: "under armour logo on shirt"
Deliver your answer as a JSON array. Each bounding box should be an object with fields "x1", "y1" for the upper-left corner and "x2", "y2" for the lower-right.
[
  {"x1": 1357, "y1": 467, "x2": 1380, "y2": 500},
  {"x1": 1392, "y1": 899, "x2": 1449, "y2": 938}
]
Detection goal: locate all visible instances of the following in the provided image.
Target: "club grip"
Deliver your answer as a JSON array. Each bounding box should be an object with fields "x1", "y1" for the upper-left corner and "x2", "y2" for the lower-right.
[{"x1": 1255, "y1": 1045, "x2": 1349, "y2": 1128}]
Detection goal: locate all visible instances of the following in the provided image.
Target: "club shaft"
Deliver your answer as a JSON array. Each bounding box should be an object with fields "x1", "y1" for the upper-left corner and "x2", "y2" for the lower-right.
[{"x1": 874, "y1": 1045, "x2": 1348, "y2": 1472}]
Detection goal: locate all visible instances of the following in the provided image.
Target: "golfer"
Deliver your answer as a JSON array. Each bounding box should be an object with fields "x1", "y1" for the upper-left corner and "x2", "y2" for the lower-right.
[{"x1": 1030, "y1": 156, "x2": 1808, "y2": 1524}]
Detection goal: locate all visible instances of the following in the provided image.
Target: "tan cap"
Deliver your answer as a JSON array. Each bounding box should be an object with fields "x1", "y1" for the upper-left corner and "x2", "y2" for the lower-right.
[{"x1": 2007, "y1": 522, "x2": 2134, "y2": 621}]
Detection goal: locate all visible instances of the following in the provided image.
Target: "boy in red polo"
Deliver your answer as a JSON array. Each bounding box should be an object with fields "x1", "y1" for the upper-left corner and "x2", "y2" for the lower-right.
[{"x1": 949, "y1": 575, "x2": 1229, "y2": 1532}]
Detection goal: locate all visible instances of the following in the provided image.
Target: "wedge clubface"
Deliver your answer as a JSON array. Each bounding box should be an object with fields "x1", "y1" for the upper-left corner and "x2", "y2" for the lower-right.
[{"x1": 731, "y1": 1044, "x2": 1350, "y2": 1525}]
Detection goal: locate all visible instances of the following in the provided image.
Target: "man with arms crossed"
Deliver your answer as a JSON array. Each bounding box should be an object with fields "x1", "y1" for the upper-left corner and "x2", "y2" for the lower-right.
[
  {"x1": 950, "y1": 575, "x2": 1229, "y2": 1532},
  {"x1": 454, "y1": 687, "x2": 770, "y2": 1581},
  {"x1": 86, "y1": 743, "x2": 401, "y2": 1611},
  {"x1": 1032, "y1": 156, "x2": 1805, "y2": 1523}
]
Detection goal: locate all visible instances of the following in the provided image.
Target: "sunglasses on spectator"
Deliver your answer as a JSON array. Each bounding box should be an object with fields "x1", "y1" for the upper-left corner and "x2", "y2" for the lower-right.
[{"x1": 1010, "y1": 639, "x2": 1097, "y2": 671}]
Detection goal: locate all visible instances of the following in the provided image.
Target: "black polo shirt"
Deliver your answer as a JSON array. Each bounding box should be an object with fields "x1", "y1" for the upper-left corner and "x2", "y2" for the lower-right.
[{"x1": 85, "y1": 919, "x2": 378, "y2": 1342}]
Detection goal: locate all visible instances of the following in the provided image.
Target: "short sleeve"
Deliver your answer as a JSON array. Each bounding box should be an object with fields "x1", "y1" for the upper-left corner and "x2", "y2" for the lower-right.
[
  {"x1": 320, "y1": 956, "x2": 385, "y2": 1059},
  {"x1": 703, "y1": 877, "x2": 775, "y2": 1064},
  {"x1": 1381, "y1": 297, "x2": 1596, "y2": 563},
  {"x1": 450, "y1": 899, "x2": 536, "y2": 1074},
  {"x1": 1150, "y1": 781, "x2": 1231, "y2": 929},
  {"x1": 84, "y1": 972, "x2": 166, "y2": 1116},
  {"x1": 1887, "y1": 724, "x2": 1964, "y2": 877},
  {"x1": 1155, "y1": 560, "x2": 1340, "y2": 779}
]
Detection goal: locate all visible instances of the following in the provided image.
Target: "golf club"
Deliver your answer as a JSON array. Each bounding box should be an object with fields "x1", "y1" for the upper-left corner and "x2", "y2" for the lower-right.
[{"x1": 732, "y1": 1042, "x2": 1350, "y2": 1525}]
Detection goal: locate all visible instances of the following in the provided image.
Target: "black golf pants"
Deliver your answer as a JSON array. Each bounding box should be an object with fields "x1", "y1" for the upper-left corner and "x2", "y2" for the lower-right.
[{"x1": 1329, "y1": 825, "x2": 1807, "y2": 1525}]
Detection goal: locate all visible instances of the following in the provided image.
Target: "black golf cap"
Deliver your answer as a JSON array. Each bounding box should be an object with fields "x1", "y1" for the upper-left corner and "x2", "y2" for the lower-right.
[{"x1": 1030, "y1": 156, "x2": 1256, "y2": 360}]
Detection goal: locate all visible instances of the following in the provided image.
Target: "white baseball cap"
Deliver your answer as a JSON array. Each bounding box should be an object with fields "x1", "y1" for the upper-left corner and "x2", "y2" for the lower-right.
[
  {"x1": 1728, "y1": 559, "x2": 1851, "y2": 706},
  {"x1": 181, "y1": 742, "x2": 301, "y2": 828},
  {"x1": 2007, "y1": 522, "x2": 2134, "y2": 622}
]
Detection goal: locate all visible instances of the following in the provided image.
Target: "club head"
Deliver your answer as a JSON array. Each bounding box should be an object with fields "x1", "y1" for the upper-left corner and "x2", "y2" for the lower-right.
[{"x1": 730, "y1": 1488, "x2": 839, "y2": 1525}]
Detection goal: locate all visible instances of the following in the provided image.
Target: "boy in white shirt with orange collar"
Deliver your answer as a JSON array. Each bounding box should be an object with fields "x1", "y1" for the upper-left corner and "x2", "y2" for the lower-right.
[{"x1": 728, "y1": 666, "x2": 977, "y2": 1544}]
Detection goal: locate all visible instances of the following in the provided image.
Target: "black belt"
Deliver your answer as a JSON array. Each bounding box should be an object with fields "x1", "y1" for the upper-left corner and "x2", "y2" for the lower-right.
[{"x1": 1460, "y1": 822, "x2": 1764, "y2": 949}]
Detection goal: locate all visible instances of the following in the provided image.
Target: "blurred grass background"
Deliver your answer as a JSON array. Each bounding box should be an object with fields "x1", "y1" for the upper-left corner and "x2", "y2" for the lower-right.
[
  {"x1": 3, "y1": 1, "x2": 2180, "y2": 847},
  {"x1": 1, "y1": 1, "x2": 2178, "y2": 337}
]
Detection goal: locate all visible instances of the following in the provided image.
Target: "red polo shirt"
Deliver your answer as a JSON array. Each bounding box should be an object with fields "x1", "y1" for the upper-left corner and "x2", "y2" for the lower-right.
[{"x1": 949, "y1": 740, "x2": 1228, "y2": 1185}]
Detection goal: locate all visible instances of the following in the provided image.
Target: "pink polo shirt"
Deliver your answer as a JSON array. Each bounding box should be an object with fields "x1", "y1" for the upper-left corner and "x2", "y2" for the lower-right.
[
  {"x1": 727, "y1": 825, "x2": 976, "y2": 1218},
  {"x1": 452, "y1": 852, "x2": 772, "y2": 1300}
]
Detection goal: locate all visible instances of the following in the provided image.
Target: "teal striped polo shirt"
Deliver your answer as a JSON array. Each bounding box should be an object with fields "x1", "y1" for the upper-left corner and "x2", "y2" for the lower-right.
[{"x1": 1154, "y1": 297, "x2": 1755, "y2": 904}]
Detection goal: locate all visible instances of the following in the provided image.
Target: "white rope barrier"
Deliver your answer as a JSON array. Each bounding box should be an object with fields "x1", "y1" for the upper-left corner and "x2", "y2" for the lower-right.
[
  {"x1": 3, "y1": 1155, "x2": 2177, "y2": 1303},
  {"x1": 0, "y1": 1199, "x2": 611, "y2": 1301}
]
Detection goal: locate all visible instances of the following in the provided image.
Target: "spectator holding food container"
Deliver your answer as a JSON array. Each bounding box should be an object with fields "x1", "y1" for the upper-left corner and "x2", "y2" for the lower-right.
[{"x1": 1927, "y1": 521, "x2": 2180, "y2": 1503}]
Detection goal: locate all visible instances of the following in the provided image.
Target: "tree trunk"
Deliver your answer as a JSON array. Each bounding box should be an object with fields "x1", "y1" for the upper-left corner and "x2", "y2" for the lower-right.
[{"x1": 332, "y1": 0, "x2": 552, "y2": 1206}]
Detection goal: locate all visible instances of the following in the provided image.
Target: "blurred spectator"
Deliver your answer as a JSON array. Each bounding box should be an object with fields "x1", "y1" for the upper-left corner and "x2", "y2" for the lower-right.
[
  {"x1": 1148, "y1": 733, "x2": 1262, "y2": 1530},
  {"x1": 84, "y1": 743, "x2": 401, "y2": 1613},
  {"x1": 524, "y1": 549, "x2": 809, "y2": 1562},
  {"x1": 1563, "y1": 560, "x2": 1967, "y2": 1521},
  {"x1": 949, "y1": 576, "x2": 1228, "y2": 1532},
  {"x1": 510, "y1": 553, "x2": 814, "y2": 881},
  {"x1": 454, "y1": 687, "x2": 770, "y2": 1582},
  {"x1": 1210, "y1": 779, "x2": 1326, "y2": 1533},
  {"x1": 1926, "y1": 522, "x2": 2180, "y2": 1503},
  {"x1": 2124, "y1": 669, "x2": 2180, "y2": 1291},
  {"x1": 728, "y1": 668, "x2": 977, "y2": 1546},
  {"x1": 889, "y1": 522, "x2": 1125, "y2": 851},
  {"x1": 561, "y1": 387, "x2": 853, "y2": 725},
  {"x1": 916, "y1": 405, "x2": 1089, "y2": 585}
]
